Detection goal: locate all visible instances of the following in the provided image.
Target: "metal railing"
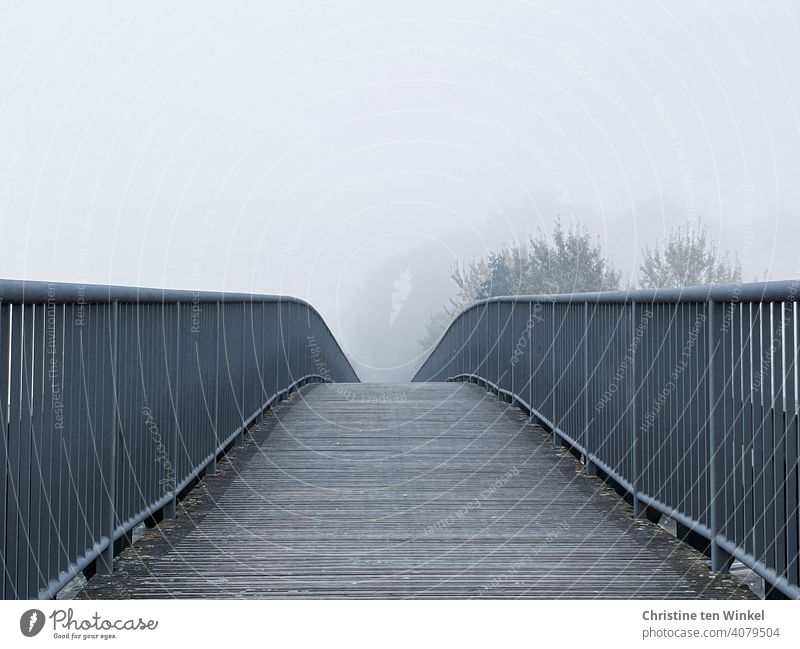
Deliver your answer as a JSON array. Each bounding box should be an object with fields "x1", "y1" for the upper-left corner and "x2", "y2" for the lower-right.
[
  {"x1": 0, "y1": 279, "x2": 358, "y2": 599},
  {"x1": 413, "y1": 280, "x2": 800, "y2": 599}
]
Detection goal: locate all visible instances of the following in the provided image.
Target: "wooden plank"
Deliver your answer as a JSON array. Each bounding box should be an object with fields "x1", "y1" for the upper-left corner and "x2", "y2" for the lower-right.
[{"x1": 79, "y1": 383, "x2": 754, "y2": 599}]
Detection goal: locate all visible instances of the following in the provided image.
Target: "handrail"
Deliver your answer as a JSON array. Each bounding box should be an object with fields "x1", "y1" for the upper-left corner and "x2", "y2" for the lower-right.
[
  {"x1": 428, "y1": 280, "x2": 800, "y2": 352},
  {"x1": 0, "y1": 279, "x2": 358, "y2": 599},
  {"x1": 414, "y1": 279, "x2": 800, "y2": 599},
  {"x1": 0, "y1": 278, "x2": 327, "y2": 305}
]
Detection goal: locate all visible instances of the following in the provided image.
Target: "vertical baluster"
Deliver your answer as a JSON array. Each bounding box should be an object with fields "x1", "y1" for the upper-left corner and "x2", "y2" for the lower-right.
[
  {"x1": 774, "y1": 302, "x2": 791, "y2": 582},
  {"x1": 762, "y1": 303, "x2": 777, "y2": 572},
  {"x1": 0, "y1": 302, "x2": 9, "y2": 599},
  {"x1": 585, "y1": 301, "x2": 596, "y2": 475},
  {"x1": 98, "y1": 300, "x2": 118, "y2": 575},
  {"x1": 721, "y1": 303, "x2": 735, "y2": 542},
  {"x1": 786, "y1": 301, "x2": 799, "y2": 587},
  {"x1": 629, "y1": 301, "x2": 643, "y2": 517},
  {"x1": 731, "y1": 303, "x2": 745, "y2": 548},
  {"x1": 708, "y1": 299, "x2": 734, "y2": 571},
  {"x1": 164, "y1": 303, "x2": 179, "y2": 520}
]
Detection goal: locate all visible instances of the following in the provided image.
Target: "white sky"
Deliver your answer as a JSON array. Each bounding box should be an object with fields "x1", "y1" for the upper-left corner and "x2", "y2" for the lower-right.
[{"x1": 2, "y1": 1, "x2": 799, "y2": 380}]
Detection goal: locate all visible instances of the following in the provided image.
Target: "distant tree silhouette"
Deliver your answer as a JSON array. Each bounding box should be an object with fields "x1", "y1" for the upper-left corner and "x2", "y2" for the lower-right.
[
  {"x1": 476, "y1": 253, "x2": 512, "y2": 300},
  {"x1": 418, "y1": 310, "x2": 453, "y2": 353},
  {"x1": 417, "y1": 258, "x2": 486, "y2": 351},
  {"x1": 639, "y1": 217, "x2": 742, "y2": 289}
]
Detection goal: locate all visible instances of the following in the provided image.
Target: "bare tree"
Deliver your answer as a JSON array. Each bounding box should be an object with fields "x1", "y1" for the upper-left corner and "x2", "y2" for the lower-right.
[
  {"x1": 448, "y1": 257, "x2": 489, "y2": 314},
  {"x1": 417, "y1": 258, "x2": 487, "y2": 351},
  {"x1": 638, "y1": 217, "x2": 742, "y2": 289},
  {"x1": 418, "y1": 310, "x2": 454, "y2": 352}
]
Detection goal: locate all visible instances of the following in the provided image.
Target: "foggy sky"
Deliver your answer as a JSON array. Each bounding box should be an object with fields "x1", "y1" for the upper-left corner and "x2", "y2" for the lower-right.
[{"x1": 2, "y1": 1, "x2": 799, "y2": 381}]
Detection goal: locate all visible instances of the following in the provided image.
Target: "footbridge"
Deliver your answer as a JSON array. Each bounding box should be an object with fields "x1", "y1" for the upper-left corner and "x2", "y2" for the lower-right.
[{"x1": 0, "y1": 279, "x2": 798, "y2": 599}]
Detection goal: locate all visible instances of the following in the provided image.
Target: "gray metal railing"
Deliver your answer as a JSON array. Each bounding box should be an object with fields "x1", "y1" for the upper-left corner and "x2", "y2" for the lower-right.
[
  {"x1": 0, "y1": 279, "x2": 358, "y2": 599},
  {"x1": 413, "y1": 280, "x2": 800, "y2": 599}
]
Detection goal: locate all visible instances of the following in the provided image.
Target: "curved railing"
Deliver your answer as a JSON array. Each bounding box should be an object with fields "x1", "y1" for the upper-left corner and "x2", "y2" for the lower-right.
[
  {"x1": 414, "y1": 280, "x2": 800, "y2": 599},
  {"x1": 0, "y1": 279, "x2": 358, "y2": 599}
]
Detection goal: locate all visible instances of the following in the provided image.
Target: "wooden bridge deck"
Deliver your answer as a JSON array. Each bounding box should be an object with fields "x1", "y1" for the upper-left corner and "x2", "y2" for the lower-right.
[{"x1": 78, "y1": 382, "x2": 754, "y2": 599}]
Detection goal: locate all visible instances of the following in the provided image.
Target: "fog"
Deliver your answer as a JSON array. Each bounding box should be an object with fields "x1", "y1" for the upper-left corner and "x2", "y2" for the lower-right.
[{"x1": 2, "y1": 1, "x2": 799, "y2": 381}]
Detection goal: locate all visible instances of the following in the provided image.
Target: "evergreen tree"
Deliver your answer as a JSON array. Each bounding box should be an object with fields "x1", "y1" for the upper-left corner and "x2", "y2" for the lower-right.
[{"x1": 476, "y1": 253, "x2": 512, "y2": 299}]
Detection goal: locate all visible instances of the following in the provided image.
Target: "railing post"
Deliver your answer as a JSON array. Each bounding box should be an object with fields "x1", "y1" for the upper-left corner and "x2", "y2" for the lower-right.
[
  {"x1": 584, "y1": 300, "x2": 597, "y2": 476},
  {"x1": 551, "y1": 303, "x2": 558, "y2": 447},
  {"x1": 235, "y1": 300, "x2": 246, "y2": 447},
  {"x1": 163, "y1": 301, "x2": 179, "y2": 520},
  {"x1": 527, "y1": 302, "x2": 533, "y2": 419},
  {"x1": 707, "y1": 299, "x2": 734, "y2": 572},
  {"x1": 630, "y1": 301, "x2": 644, "y2": 518},
  {"x1": 495, "y1": 302, "x2": 500, "y2": 393},
  {"x1": 207, "y1": 301, "x2": 220, "y2": 475},
  {"x1": 98, "y1": 300, "x2": 119, "y2": 575}
]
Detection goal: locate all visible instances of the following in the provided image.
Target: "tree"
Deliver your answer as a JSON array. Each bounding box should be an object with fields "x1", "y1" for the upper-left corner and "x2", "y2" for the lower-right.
[
  {"x1": 476, "y1": 253, "x2": 511, "y2": 300},
  {"x1": 418, "y1": 309, "x2": 453, "y2": 352},
  {"x1": 525, "y1": 218, "x2": 621, "y2": 294},
  {"x1": 417, "y1": 258, "x2": 487, "y2": 352},
  {"x1": 508, "y1": 245, "x2": 530, "y2": 294},
  {"x1": 419, "y1": 217, "x2": 621, "y2": 351},
  {"x1": 448, "y1": 257, "x2": 488, "y2": 313},
  {"x1": 639, "y1": 217, "x2": 742, "y2": 289}
]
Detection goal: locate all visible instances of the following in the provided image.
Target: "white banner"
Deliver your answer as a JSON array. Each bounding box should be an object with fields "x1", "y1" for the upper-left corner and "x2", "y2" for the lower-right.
[{"x1": 0, "y1": 600, "x2": 797, "y2": 648}]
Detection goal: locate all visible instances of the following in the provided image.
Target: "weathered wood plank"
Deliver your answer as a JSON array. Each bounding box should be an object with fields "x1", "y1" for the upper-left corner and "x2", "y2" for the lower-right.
[{"x1": 78, "y1": 382, "x2": 754, "y2": 599}]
